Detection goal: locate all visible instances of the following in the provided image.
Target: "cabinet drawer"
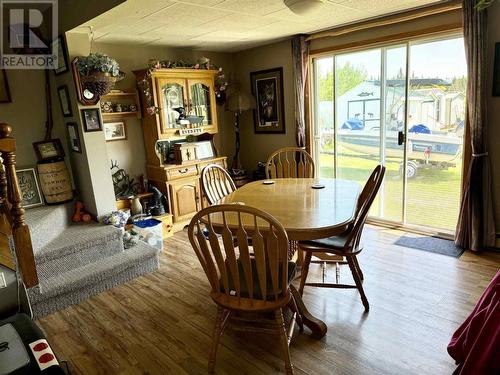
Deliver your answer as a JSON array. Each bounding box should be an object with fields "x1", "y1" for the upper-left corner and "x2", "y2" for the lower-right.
[
  {"x1": 198, "y1": 159, "x2": 226, "y2": 173},
  {"x1": 166, "y1": 165, "x2": 198, "y2": 180}
]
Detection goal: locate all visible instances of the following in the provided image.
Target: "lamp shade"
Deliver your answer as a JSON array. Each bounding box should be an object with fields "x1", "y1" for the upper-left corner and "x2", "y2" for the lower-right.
[{"x1": 226, "y1": 89, "x2": 256, "y2": 113}]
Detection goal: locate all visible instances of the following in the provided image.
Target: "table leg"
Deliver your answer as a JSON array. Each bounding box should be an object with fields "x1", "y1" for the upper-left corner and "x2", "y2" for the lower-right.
[{"x1": 289, "y1": 284, "x2": 327, "y2": 339}]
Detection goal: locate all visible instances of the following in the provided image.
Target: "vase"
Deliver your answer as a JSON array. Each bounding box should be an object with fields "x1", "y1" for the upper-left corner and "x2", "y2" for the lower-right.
[{"x1": 130, "y1": 197, "x2": 143, "y2": 216}]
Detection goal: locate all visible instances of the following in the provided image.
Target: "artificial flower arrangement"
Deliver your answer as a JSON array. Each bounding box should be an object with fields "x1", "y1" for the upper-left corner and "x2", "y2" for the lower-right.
[
  {"x1": 100, "y1": 210, "x2": 130, "y2": 228},
  {"x1": 138, "y1": 57, "x2": 228, "y2": 115},
  {"x1": 76, "y1": 53, "x2": 121, "y2": 76}
]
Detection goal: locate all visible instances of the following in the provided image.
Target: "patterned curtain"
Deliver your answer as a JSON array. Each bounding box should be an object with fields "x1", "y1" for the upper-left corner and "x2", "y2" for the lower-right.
[
  {"x1": 292, "y1": 35, "x2": 310, "y2": 148},
  {"x1": 455, "y1": 0, "x2": 496, "y2": 251}
]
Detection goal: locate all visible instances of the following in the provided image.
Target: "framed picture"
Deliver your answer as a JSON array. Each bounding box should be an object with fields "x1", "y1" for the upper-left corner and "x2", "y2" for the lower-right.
[
  {"x1": 250, "y1": 67, "x2": 285, "y2": 134},
  {"x1": 81, "y1": 108, "x2": 102, "y2": 132},
  {"x1": 53, "y1": 35, "x2": 69, "y2": 75},
  {"x1": 58, "y1": 85, "x2": 72, "y2": 117},
  {"x1": 0, "y1": 70, "x2": 12, "y2": 103},
  {"x1": 194, "y1": 140, "x2": 215, "y2": 159},
  {"x1": 16, "y1": 168, "x2": 44, "y2": 208},
  {"x1": 32, "y1": 139, "x2": 65, "y2": 162},
  {"x1": 66, "y1": 122, "x2": 81, "y2": 153},
  {"x1": 493, "y1": 42, "x2": 500, "y2": 96},
  {"x1": 104, "y1": 121, "x2": 126, "y2": 141}
]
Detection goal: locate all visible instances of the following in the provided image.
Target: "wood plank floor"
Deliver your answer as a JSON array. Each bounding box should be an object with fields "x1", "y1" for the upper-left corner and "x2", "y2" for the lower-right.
[{"x1": 37, "y1": 226, "x2": 500, "y2": 375}]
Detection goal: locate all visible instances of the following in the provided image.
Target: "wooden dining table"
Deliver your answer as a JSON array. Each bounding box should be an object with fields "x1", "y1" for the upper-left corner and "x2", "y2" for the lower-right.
[{"x1": 215, "y1": 177, "x2": 361, "y2": 338}]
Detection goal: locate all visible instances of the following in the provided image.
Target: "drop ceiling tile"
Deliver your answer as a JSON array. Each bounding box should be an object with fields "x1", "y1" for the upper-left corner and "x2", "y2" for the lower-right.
[
  {"x1": 200, "y1": 13, "x2": 281, "y2": 32},
  {"x1": 190, "y1": 30, "x2": 250, "y2": 42},
  {"x1": 268, "y1": 2, "x2": 364, "y2": 23},
  {"x1": 176, "y1": 0, "x2": 226, "y2": 5},
  {"x1": 215, "y1": 0, "x2": 287, "y2": 16}
]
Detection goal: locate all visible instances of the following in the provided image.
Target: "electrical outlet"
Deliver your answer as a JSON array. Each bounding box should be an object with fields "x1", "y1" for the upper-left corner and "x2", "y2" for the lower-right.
[{"x1": 0, "y1": 272, "x2": 6, "y2": 289}]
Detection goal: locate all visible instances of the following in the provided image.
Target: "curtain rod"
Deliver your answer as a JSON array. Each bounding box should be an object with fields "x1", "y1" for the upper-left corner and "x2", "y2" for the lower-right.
[{"x1": 305, "y1": 0, "x2": 462, "y2": 42}]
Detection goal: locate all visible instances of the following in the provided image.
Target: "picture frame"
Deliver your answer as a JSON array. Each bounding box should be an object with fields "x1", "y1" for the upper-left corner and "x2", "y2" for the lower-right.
[
  {"x1": 58, "y1": 85, "x2": 72, "y2": 117},
  {"x1": 81, "y1": 108, "x2": 102, "y2": 132},
  {"x1": 104, "y1": 121, "x2": 126, "y2": 141},
  {"x1": 16, "y1": 168, "x2": 44, "y2": 208},
  {"x1": 53, "y1": 35, "x2": 69, "y2": 75},
  {"x1": 250, "y1": 67, "x2": 286, "y2": 134},
  {"x1": 493, "y1": 42, "x2": 500, "y2": 96},
  {"x1": 66, "y1": 122, "x2": 82, "y2": 153},
  {"x1": 194, "y1": 140, "x2": 215, "y2": 159},
  {"x1": 0, "y1": 70, "x2": 12, "y2": 103},
  {"x1": 32, "y1": 139, "x2": 65, "y2": 162}
]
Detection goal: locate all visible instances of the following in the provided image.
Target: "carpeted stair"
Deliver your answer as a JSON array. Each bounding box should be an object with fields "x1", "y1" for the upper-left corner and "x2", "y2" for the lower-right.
[{"x1": 24, "y1": 204, "x2": 160, "y2": 318}]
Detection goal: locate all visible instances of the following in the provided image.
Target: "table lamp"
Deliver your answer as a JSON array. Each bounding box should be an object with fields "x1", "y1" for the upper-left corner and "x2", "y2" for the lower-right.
[{"x1": 226, "y1": 86, "x2": 256, "y2": 172}]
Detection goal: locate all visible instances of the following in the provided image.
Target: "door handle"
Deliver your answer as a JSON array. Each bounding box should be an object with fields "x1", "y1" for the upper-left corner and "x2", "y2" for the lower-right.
[{"x1": 398, "y1": 131, "x2": 406, "y2": 146}]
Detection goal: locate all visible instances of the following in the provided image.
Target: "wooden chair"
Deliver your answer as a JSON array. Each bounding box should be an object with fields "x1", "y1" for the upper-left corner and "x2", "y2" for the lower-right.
[
  {"x1": 298, "y1": 165, "x2": 386, "y2": 312},
  {"x1": 201, "y1": 164, "x2": 237, "y2": 205},
  {"x1": 188, "y1": 204, "x2": 297, "y2": 374},
  {"x1": 265, "y1": 147, "x2": 315, "y2": 179}
]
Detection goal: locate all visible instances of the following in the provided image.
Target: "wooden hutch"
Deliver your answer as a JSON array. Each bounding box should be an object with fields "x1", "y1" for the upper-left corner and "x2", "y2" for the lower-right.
[{"x1": 134, "y1": 68, "x2": 227, "y2": 232}]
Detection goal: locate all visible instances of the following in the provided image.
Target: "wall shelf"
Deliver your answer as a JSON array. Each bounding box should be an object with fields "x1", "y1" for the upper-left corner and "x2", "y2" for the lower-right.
[{"x1": 102, "y1": 111, "x2": 140, "y2": 120}]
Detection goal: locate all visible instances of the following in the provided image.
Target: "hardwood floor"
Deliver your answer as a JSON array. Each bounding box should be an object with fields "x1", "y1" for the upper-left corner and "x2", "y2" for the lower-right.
[{"x1": 37, "y1": 226, "x2": 500, "y2": 375}]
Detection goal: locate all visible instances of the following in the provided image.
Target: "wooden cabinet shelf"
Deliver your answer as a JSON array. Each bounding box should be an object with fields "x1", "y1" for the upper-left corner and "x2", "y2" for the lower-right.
[{"x1": 102, "y1": 111, "x2": 140, "y2": 120}]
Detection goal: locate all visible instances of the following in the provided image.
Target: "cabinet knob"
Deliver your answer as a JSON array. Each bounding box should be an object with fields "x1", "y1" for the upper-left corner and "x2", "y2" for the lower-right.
[{"x1": 178, "y1": 168, "x2": 189, "y2": 174}]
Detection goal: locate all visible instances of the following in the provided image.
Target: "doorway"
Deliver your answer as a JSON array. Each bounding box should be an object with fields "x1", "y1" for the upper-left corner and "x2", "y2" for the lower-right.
[{"x1": 312, "y1": 35, "x2": 467, "y2": 234}]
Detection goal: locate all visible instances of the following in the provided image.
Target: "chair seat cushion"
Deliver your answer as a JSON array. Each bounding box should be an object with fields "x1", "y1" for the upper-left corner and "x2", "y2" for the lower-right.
[
  {"x1": 302, "y1": 234, "x2": 348, "y2": 249},
  {"x1": 221, "y1": 260, "x2": 296, "y2": 300},
  {"x1": 301, "y1": 235, "x2": 363, "y2": 253}
]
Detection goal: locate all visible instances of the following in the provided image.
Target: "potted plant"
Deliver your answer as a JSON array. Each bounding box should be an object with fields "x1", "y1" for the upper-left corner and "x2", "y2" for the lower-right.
[{"x1": 76, "y1": 53, "x2": 124, "y2": 96}]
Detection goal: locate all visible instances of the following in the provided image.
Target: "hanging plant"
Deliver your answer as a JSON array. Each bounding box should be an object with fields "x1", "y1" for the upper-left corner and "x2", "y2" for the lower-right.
[
  {"x1": 76, "y1": 53, "x2": 124, "y2": 96},
  {"x1": 138, "y1": 57, "x2": 228, "y2": 115}
]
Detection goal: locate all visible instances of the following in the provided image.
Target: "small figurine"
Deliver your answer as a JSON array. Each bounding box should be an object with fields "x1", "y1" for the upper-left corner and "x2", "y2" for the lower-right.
[{"x1": 72, "y1": 201, "x2": 92, "y2": 223}]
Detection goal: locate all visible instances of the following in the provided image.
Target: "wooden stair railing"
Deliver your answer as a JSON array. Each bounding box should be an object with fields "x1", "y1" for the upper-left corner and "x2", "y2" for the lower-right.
[{"x1": 0, "y1": 123, "x2": 39, "y2": 288}]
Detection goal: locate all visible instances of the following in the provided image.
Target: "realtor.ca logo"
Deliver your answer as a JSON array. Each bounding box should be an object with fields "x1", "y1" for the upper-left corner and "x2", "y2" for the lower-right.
[{"x1": 0, "y1": 0, "x2": 58, "y2": 69}]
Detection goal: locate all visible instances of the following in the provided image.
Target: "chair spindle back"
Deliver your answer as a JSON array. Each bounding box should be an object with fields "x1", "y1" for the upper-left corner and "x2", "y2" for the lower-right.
[
  {"x1": 265, "y1": 147, "x2": 315, "y2": 179},
  {"x1": 188, "y1": 204, "x2": 290, "y2": 308},
  {"x1": 201, "y1": 164, "x2": 237, "y2": 205}
]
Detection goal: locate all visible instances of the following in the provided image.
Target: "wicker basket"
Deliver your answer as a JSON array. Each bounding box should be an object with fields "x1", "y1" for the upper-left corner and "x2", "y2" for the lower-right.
[{"x1": 80, "y1": 71, "x2": 124, "y2": 96}]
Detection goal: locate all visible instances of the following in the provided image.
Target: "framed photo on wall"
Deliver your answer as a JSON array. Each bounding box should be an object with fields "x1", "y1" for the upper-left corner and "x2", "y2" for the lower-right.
[
  {"x1": 0, "y1": 70, "x2": 12, "y2": 103},
  {"x1": 16, "y1": 168, "x2": 44, "y2": 208},
  {"x1": 53, "y1": 35, "x2": 69, "y2": 75},
  {"x1": 81, "y1": 108, "x2": 102, "y2": 132},
  {"x1": 32, "y1": 139, "x2": 65, "y2": 162},
  {"x1": 104, "y1": 121, "x2": 126, "y2": 141},
  {"x1": 250, "y1": 67, "x2": 285, "y2": 134},
  {"x1": 58, "y1": 85, "x2": 72, "y2": 117},
  {"x1": 66, "y1": 122, "x2": 82, "y2": 153},
  {"x1": 493, "y1": 42, "x2": 500, "y2": 96}
]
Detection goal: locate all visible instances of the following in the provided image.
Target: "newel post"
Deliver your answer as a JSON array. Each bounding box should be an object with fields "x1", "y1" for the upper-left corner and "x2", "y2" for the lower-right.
[{"x1": 0, "y1": 123, "x2": 39, "y2": 287}]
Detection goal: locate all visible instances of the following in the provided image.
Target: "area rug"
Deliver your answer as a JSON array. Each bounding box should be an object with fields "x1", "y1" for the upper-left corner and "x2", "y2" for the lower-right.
[{"x1": 394, "y1": 235, "x2": 464, "y2": 258}]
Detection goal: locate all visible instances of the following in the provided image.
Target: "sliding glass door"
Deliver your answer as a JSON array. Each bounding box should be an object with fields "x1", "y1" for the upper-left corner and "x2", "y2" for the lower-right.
[{"x1": 312, "y1": 35, "x2": 466, "y2": 234}]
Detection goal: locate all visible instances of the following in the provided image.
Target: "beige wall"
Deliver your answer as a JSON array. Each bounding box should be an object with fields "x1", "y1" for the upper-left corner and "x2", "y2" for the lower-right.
[
  {"x1": 1, "y1": 70, "x2": 46, "y2": 167},
  {"x1": 232, "y1": 40, "x2": 296, "y2": 172},
  {"x1": 486, "y1": 2, "x2": 500, "y2": 236}
]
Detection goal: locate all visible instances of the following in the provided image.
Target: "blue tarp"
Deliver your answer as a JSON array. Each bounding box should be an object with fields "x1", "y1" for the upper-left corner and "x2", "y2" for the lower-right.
[
  {"x1": 409, "y1": 124, "x2": 431, "y2": 134},
  {"x1": 341, "y1": 118, "x2": 364, "y2": 130}
]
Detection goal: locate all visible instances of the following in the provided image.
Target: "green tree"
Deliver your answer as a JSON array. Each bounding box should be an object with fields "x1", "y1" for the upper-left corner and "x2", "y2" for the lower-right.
[{"x1": 318, "y1": 62, "x2": 367, "y2": 101}]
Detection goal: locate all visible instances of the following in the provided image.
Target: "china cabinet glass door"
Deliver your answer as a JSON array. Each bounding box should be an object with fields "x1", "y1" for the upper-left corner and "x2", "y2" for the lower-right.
[
  {"x1": 157, "y1": 78, "x2": 187, "y2": 131},
  {"x1": 188, "y1": 79, "x2": 214, "y2": 126}
]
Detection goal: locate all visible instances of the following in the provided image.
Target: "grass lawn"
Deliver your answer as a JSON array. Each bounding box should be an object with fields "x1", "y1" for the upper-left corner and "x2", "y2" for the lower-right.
[{"x1": 318, "y1": 152, "x2": 462, "y2": 232}]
